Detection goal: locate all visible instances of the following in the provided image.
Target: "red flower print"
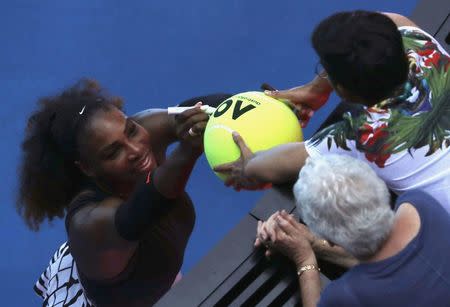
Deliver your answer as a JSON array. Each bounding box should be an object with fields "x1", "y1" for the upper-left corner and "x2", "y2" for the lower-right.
[
  {"x1": 365, "y1": 144, "x2": 391, "y2": 168},
  {"x1": 359, "y1": 123, "x2": 374, "y2": 145},
  {"x1": 417, "y1": 44, "x2": 441, "y2": 68},
  {"x1": 358, "y1": 123, "x2": 391, "y2": 168},
  {"x1": 426, "y1": 51, "x2": 440, "y2": 67}
]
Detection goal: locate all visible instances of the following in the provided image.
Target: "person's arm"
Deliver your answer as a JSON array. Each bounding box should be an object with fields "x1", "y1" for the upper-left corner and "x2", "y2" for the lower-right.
[
  {"x1": 262, "y1": 211, "x2": 322, "y2": 307},
  {"x1": 312, "y1": 240, "x2": 359, "y2": 269},
  {"x1": 134, "y1": 103, "x2": 210, "y2": 198},
  {"x1": 245, "y1": 142, "x2": 309, "y2": 184},
  {"x1": 132, "y1": 94, "x2": 232, "y2": 156},
  {"x1": 264, "y1": 77, "x2": 333, "y2": 128},
  {"x1": 68, "y1": 145, "x2": 201, "y2": 281},
  {"x1": 132, "y1": 109, "x2": 178, "y2": 159},
  {"x1": 297, "y1": 255, "x2": 322, "y2": 307},
  {"x1": 68, "y1": 199, "x2": 135, "y2": 280},
  {"x1": 213, "y1": 134, "x2": 309, "y2": 189},
  {"x1": 267, "y1": 75, "x2": 333, "y2": 107},
  {"x1": 382, "y1": 12, "x2": 418, "y2": 27},
  {"x1": 152, "y1": 140, "x2": 202, "y2": 198}
]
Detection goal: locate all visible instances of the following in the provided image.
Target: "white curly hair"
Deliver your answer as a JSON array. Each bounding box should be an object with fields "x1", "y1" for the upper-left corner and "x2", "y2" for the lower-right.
[{"x1": 294, "y1": 154, "x2": 394, "y2": 259}]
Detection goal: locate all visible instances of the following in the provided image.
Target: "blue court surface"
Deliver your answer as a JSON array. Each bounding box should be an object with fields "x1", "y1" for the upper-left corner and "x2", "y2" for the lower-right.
[{"x1": 1, "y1": 0, "x2": 417, "y2": 305}]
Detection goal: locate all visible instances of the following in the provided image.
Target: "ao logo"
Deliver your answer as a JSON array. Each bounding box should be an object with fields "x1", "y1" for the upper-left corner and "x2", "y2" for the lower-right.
[
  {"x1": 213, "y1": 99, "x2": 256, "y2": 120},
  {"x1": 203, "y1": 91, "x2": 303, "y2": 181}
]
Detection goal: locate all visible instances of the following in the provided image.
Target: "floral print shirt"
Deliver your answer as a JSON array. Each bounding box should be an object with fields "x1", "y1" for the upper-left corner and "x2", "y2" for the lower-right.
[{"x1": 305, "y1": 27, "x2": 450, "y2": 211}]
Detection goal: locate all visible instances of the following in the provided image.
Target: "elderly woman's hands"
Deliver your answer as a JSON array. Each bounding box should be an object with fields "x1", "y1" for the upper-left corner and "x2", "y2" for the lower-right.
[
  {"x1": 254, "y1": 213, "x2": 278, "y2": 258},
  {"x1": 173, "y1": 102, "x2": 209, "y2": 152},
  {"x1": 256, "y1": 211, "x2": 317, "y2": 267},
  {"x1": 256, "y1": 211, "x2": 359, "y2": 269}
]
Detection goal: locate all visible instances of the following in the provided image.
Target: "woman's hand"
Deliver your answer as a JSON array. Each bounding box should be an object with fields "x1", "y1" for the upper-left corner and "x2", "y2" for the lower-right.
[
  {"x1": 264, "y1": 81, "x2": 332, "y2": 128},
  {"x1": 263, "y1": 211, "x2": 316, "y2": 267},
  {"x1": 213, "y1": 132, "x2": 271, "y2": 191},
  {"x1": 173, "y1": 102, "x2": 210, "y2": 152},
  {"x1": 255, "y1": 212, "x2": 281, "y2": 259}
]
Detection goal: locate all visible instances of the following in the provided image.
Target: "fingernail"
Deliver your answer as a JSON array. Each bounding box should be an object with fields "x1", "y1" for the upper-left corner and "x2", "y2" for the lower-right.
[{"x1": 264, "y1": 90, "x2": 277, "y2": 95}]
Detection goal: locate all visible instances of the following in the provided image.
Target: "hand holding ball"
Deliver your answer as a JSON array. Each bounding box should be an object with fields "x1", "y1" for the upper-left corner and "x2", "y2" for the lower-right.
[{"x1": 204, "y1": 91, "x2": 303, "y2": 180}]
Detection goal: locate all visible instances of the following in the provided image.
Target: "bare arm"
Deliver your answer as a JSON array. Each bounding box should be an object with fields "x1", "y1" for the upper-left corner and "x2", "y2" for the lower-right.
[
  {"x1": 265, "y1": 76, "x2": 333, "y2": 127},
  {"x1": 68, "y1": 197, "x2": 138, "y2": 281},
  {"x1": 213, "y1": 137, "x2": 309, "y2": 190},
  {"x1": 382, "y1": 12, "x2": 418, "y2": 27},
  {"x1": 132, "y1": 109, "x2": 177, "y2": 160},
  {"x1": 132, "y1": 94, "x2": 232, "y2": 157},
  {"x1": 152, "y1": 141, "x2": 202, "y2": 199},
  {"x1": 245, "y1": 142, "x2": 309, "y2": 184},
  {"x1": 68, "y1": 143, "x2": 201, "y2": 281},
  {"x1": 132, "y1": 106, "x2": 206, "y2": 198},
  {"x1": 312, "y1": 240, "x2": 359, "y2": 269},
  {"x1": 261, "y1": 212, "x2": 322, "y2": 307},
  {"x1": 298, "y1": 255, "x2": 322, "y2": 307}
]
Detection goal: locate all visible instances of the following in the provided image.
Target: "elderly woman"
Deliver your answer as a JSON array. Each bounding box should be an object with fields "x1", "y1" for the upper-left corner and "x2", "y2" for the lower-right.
[{"x1": 257, "y1": 155, "x2": 450, "y2": 307}]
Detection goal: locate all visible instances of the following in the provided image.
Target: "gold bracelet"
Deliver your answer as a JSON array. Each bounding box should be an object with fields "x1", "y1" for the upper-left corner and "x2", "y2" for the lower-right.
[{"x1": 297, "y1": 264, "x2": 320, "y2": 276}]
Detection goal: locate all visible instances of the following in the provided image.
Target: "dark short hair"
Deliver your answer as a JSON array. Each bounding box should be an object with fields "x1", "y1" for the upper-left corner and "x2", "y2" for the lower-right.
[{"x1": 312, "y1": 11, "x2": 408, "y2": 102}]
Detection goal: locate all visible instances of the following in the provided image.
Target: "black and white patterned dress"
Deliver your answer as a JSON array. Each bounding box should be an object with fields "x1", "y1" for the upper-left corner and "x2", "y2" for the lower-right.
[{"x1": 34, "y1": 242, "x2": 94, "y2": 307}]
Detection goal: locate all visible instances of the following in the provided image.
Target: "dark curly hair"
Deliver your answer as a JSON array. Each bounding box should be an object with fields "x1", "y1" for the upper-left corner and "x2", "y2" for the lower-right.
[
  {"x1": 312, "y1": 10, "x2": 409, "y2": 102},
  {"x1": 17, "y1": 79, "x2": 123, "y2": 231}
]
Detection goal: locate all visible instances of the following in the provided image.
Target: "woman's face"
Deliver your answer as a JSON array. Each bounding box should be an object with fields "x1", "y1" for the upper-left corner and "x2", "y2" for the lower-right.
[{"x1": 79, "y1": 107, "x2": 156, "y2": 188}]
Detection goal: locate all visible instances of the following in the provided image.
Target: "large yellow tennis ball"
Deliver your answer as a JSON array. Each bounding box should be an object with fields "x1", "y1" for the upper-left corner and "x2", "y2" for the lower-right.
[{"x1": 204, "y1": 91, "x2": 303, "y2": 180}]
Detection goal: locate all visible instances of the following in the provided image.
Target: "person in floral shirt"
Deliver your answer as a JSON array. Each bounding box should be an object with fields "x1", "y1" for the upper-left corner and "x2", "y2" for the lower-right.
[
  {"x1": 214, "y1": 10, "x2": 450, "y2": 307},
  {"x1": 216, "y1": 10, "x2": 449, "y2": 212}
]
